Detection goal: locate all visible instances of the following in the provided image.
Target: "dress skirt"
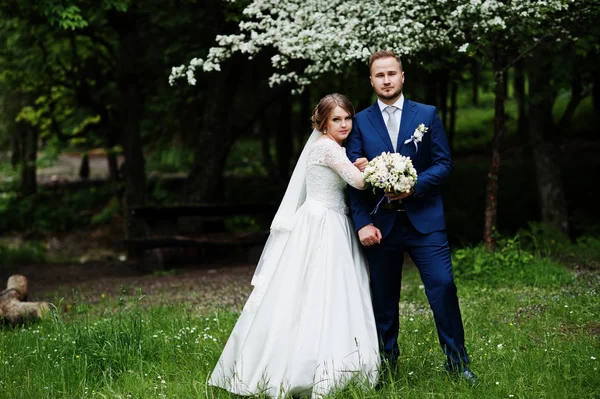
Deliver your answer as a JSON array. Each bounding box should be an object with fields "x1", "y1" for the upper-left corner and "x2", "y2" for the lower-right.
[{"x1": 209, "y1": 199, "x2": 380, "y2": 398}]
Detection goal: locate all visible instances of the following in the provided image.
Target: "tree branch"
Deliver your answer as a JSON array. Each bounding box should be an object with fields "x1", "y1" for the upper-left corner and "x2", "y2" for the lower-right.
[
  {"x1": 556, "y1": 77, "x2": 591, "y2": 134},
  {"x1": 501, "y1": 34, "x2": 554, "y2": 73}
]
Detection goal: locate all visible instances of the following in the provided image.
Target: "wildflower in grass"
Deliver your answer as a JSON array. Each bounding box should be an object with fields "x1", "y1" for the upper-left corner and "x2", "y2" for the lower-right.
[{"x1": 592, "y1": 356, "x2": 596, "y2": 360}]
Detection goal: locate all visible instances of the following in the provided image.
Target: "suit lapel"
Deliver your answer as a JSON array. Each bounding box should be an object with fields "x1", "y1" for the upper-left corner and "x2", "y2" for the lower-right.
[
  {"x1": 366, "y1": 103, "x2": 394, "y2": 152},
  {"x1": 398, "y1": 99, "x2": 417, "y2": 151}
]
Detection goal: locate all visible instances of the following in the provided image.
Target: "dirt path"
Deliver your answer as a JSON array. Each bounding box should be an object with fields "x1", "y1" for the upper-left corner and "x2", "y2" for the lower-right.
[
  {"x1": 1, "y1": 261, "x2": 257, "y2": 313},
  {"x1": 31, "y1": 151, "x2": 115, "y2": 183}
]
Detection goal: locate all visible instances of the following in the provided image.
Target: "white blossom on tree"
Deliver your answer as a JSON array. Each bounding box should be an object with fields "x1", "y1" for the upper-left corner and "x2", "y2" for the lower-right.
[
  {"x1": 170, "y1": 0, "x2": 575, "y2": 89},
  {"x1": 170, "y1": 0, "x2": 456, "y2": 88}
]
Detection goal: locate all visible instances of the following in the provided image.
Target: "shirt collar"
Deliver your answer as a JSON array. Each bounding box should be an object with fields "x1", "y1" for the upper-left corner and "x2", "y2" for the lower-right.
[{"x1": 377, "y1": 94, "x2": 404, "y2": 113}]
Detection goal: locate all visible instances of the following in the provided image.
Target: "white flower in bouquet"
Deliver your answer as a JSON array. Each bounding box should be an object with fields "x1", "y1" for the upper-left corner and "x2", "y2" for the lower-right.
[{"x1": 364, "y1": 152, "x2": 418, "y2": 195}]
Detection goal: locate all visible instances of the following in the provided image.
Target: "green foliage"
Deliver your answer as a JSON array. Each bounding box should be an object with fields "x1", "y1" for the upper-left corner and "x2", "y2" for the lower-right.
[
  {"x1": 224, "y1": 215, "x2": 261, "y2": 233},
  {"x1": 101, "y1": 0, "x2": 132, "y2": 12},
  {"x1": 148, "y1": 177, "x2": 181, "y2": 205},
  {"x1": 0, "y1": 185, "x2": 116, "y2": 233},
  {"x1": 146, "y1": 146, "x2": 194, "y2": 174},
  {"x1": 518, "y1": 222, "x2": 572, "y2": 256},
  {"x1": 0, "y1": 168, "x2": 19, "y2": 192},
  {"x1": 40, "y1": 3, "x2": 88, "y2": 30},
  {"x1": 573, "y1": 235, "x2": 600, "y2": 261},
  {"x1": 553, "y1": 95, "x2": 596, "y2": 136},
  {"x1": 453, "y1": 100, "x2": 519, "y2": 154},
  {"x1": 0, "y1": 241, "x2": 47, "y2": 265},
  {"x1": 452, "y1": 234, "x2": 572, "y2": 287},
  {"x1": 90, "y1": 196, "x2": 121, "y2": 225},
  {"x1": 519, "y1": 222, "x2": 600, "y2": 268},
  {"x1": 225, "y1": 139, "x2": 268, "y2": 177}
]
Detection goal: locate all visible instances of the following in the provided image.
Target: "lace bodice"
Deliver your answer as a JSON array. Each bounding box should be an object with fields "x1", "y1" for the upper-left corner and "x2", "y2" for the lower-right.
[{"x1": 305, "y1": 138, "x2": 366, "y2": 213}]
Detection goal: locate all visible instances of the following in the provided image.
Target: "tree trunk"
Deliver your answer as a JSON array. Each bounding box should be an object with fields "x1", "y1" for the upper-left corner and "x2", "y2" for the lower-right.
[
  {"x1": 106, "y1": 129, "x2": 121, "y2": 181},
  {"x1": 297, "y1": 88, "x2": 312, "y2": 156},
  {"x1": 184, "y1": 67, "x2": 239, "y2": 203},
  {"x1": 425, "y1": 70, "x2": 438, "y2": 106},
  {"x1": 275, "y1": 94, "x2": 294, "y2": 181},
  {"x1": 593, "y1": 60, "x2": 600, "y2": 119},
  {"x1": 528, "y1": 60, "x2": 569, "y2": 235},
  {"x1": 514, "y1": 59, "x2": 528, "y2": 136},
  {"x1": 4, "y1": 93, "x2": 22, "y2": 169},
  {"x1": 109, "y1": 8, "x2": 147, "y2": 242},
  {"x1": 448, "y1": 80, "x2": 458, "y2": 151},
  {"x1": 471, "y1": 59, "x2": 480, "y2": 106},
  {"x1": 107, "y1": 151, "x2": 120, "y2": 181},
  {"x1": 19, "y1": 121, "x2": 38, "y2": 197},
  {"x1": 0, "y1": 275, "x2": 49, "y2": 326},
  {"x1": 483, "y1": 60, "x2": 507, "y2": 250},
  {"x1": 10, "y1": 133, "x2": 21, "y2": 169},
  {"x1": 260, "y1": 115, "x2": 276, "y2": 179},
  {"x1": 438, "y1": 69, "x2": 449, "y2": 125},
  {"x1": 79, "y1": 153, "x2": 90, "y2": 180}
]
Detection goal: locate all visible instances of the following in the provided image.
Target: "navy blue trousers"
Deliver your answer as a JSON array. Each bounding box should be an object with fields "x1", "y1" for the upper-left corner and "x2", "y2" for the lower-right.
[{"x1": 363, "y1": 212, "x2": 470, "y2": 369}]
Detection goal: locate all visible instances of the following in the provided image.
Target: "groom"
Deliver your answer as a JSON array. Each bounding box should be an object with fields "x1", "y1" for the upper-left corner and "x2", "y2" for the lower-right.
[{"x1": 346, "y1": 51, "x2": 475, "y2": 383}]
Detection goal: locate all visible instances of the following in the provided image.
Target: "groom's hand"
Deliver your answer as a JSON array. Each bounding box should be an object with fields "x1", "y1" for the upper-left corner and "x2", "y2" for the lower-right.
[
  {"x1": 358, "y1": 224, "x2": 382, "y2": 246},
  {"x1": 385, "y1": 188, "x2": 415, "y2": 201}
]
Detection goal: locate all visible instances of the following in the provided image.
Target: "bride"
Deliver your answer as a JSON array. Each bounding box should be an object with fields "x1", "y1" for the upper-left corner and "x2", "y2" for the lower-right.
[{"x1": 209, "y1": 93, "x2": 380, "y2": 398}]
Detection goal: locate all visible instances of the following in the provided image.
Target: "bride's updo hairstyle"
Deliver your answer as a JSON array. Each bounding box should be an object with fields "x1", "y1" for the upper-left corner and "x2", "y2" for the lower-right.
[{"x1": 311, "y1": 93, "x2": 355, "y2": 132}]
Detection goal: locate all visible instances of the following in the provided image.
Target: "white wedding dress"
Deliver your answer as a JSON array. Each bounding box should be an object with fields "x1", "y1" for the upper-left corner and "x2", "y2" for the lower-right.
[{"x1": 209, "y1": 137, "x2": 379, "y2": 398}]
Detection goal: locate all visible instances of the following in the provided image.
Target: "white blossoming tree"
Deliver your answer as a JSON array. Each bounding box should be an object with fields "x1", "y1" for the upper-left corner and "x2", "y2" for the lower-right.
[{"x1": 171, "y1": 0, "x2": 577, "y2": 247}]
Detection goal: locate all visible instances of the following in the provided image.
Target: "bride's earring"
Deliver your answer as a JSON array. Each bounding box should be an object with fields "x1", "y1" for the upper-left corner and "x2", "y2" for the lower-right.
[{"x1": 323, "y1": 129, "x2": 327, "y2": 134}]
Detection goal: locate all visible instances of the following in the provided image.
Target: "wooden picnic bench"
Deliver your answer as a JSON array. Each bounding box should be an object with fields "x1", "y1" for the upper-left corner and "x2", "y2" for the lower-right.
[{"x1": 124, "y1": 202, "x2": 279, "y2": 272}]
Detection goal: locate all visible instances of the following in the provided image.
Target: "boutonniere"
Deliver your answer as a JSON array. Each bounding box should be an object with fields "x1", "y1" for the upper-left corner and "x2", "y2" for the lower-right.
[{"x1": 404, "y1": 123, "x2": 428, "y2": 152}]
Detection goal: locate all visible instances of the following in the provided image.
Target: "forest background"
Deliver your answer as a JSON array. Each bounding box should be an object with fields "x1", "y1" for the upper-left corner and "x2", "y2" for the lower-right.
[{"x1": 1, "y1": 0, "x2": 598, "y2": 260}]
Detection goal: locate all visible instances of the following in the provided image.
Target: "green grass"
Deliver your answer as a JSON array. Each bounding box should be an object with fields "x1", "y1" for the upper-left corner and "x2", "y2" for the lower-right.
[
  {"x1": 1, "y1": 252, "x2": 598, "y2": 398},
  {"x1": 0, "y1": 241, "x2": 47, "y2": 265}
]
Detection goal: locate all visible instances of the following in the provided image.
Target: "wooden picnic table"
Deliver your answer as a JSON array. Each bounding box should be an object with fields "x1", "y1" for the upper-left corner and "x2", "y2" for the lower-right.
[{"x1": 123, "y1": 202, "x2": 278, "y2": 272}]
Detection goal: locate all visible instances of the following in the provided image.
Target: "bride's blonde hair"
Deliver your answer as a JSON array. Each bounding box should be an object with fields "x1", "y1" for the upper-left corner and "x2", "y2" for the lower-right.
[{"x1": 311, "y1": 93, "x2": 355, "y2": 132}]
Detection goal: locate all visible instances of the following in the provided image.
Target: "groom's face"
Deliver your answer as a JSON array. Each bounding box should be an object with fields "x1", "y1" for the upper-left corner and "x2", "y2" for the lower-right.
[{"x1": 369, "y1": 57, "x2": 405, "y2": 103}]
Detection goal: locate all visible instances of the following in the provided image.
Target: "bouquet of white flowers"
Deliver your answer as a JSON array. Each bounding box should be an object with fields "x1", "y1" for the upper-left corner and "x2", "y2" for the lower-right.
[{"x1": 363, "y1": 152, "x2": 417, "y2": 213}]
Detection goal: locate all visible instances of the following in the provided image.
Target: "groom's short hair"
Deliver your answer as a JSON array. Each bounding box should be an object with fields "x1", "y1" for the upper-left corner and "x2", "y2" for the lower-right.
[{"x1": 369, "y1": 51, "x2": 402, "y2": 73}]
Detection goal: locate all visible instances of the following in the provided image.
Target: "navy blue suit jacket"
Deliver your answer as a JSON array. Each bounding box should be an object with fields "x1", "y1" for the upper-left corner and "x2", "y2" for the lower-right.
[{"x1": 346, "y1": 100, "x2": 453, "y2": 237}]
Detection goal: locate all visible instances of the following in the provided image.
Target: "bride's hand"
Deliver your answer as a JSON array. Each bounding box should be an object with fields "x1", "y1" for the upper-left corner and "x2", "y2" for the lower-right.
[
  {"x1": 358, "y1": 224, "x2": 382, "y2": 246},
  {"x1": 353, "y1": 157, "x2": 368, "y2": 172}
]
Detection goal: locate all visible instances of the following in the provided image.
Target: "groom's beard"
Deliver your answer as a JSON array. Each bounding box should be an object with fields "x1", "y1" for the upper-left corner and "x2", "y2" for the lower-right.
[{"x1": 378, "y1": 87, "x2": 402, "y2": 101}]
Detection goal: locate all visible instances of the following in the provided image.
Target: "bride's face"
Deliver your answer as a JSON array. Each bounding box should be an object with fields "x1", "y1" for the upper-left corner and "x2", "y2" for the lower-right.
[{"x1": 325, "y1": 106, "x2": 353, "y2": 145}]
